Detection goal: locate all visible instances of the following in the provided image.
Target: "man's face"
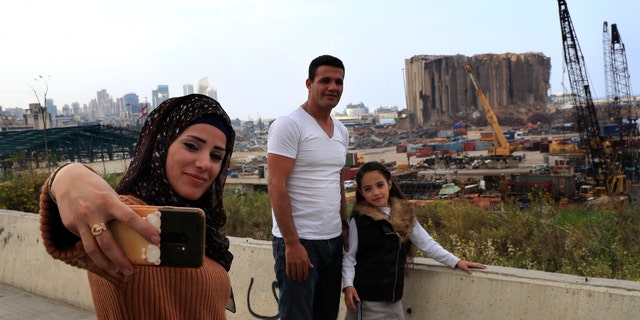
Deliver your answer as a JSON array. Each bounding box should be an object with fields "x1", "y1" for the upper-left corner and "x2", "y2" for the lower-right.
[{"x1": 306, "y1": 65, "x2": 344, "y2": 109}]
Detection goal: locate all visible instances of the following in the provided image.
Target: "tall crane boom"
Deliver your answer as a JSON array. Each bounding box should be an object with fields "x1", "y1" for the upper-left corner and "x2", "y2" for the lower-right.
[
  {"x1": 557, "y1": 0, "x2": 608, "y2": 179},
  {"x1": 606, "y1": 22, "x2": 638, "y2": 184},
  {"x1": 464, "y1": 64, "x2": 513, "y2": 157},
  {"x1": 610, "y1": 23, "x2": 634, "y2": 125},
  {"x1": 602, "y1": 21, "x2": 617, "y2": 121}
]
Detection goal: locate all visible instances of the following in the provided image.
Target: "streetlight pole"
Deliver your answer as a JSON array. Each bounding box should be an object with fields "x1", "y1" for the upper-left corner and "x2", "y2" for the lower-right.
[{"x1": 33, "y1": 75, "x2": 51, "y2": 171}]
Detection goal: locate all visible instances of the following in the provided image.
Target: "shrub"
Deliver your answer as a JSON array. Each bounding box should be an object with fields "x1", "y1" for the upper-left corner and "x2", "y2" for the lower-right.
[
  {"x1": 0, "y1": 172, "x2": 49, "y2": 213},
  {"x1": 221, "y1": 190, "x2": 273, "y2": 240}
]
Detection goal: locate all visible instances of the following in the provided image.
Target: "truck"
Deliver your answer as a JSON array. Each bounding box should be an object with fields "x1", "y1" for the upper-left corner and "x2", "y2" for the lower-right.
[{"x1": 503, "y1": 130, "x2": 524, "y2": 141}]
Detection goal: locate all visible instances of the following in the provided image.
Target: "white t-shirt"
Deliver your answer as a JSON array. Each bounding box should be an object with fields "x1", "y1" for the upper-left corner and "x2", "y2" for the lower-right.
[{"x1": 268, "y1": 107, "x2": 349, "y2": 239}]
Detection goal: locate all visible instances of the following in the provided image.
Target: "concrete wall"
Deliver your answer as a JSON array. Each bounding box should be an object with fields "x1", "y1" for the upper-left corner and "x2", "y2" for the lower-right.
[{"x1": 2, "y1": 209, "x2": 640, "y2": 319}]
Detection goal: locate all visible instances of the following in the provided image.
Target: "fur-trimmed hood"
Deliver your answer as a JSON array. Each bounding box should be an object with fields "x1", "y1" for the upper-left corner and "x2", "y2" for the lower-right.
[{"x1": 352, "y1": 197, "x2": 416, "y2": 243}]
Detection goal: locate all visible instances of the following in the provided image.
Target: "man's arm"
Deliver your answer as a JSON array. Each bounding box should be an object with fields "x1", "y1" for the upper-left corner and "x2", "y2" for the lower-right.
[
  {"x1": 267, "y1": 153, "x2": 313, "y2": 281},
  {"x1": 340, "y1": 173, "x2": 349, "y2": 250}
]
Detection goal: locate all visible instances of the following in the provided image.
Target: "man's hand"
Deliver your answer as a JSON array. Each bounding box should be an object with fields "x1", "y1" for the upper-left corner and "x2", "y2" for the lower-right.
[{"x1": 285, "y1": 241, "x2": 314, "y2": 281}]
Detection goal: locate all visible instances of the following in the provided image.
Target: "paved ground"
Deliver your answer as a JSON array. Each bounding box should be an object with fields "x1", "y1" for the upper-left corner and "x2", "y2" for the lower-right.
[{"x1": 0, "y1": 283, "x2": 95, "y2": 320}]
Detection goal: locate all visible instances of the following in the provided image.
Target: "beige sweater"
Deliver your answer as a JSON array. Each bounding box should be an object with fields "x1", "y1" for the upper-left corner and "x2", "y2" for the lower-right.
[{"x1": 40, "y1": 174, "x2": 231, "y2": 320}]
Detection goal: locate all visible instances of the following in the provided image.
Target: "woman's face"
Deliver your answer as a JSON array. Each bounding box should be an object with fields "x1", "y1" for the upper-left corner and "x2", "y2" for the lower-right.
[
  {"x1": 166, "y1": 123, "x2": 227, "y2": 201},
  {"x1": 358, "y1": 170, "x2": 392, "y2": 207}
]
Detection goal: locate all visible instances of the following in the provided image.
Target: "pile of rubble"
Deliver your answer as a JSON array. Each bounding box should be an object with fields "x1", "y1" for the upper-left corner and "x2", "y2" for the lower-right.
[
  {"x1": 233, "y1": 132, "x2": 268, "y2": 152},
  {"x1": 232, "y1": 126, "x2": 441, "y2": 152}
]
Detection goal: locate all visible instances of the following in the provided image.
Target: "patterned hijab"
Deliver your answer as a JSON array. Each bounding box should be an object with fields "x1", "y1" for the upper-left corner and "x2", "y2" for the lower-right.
[{"x1": 116, "y1": 94, "x2": 235, "y2": 270}]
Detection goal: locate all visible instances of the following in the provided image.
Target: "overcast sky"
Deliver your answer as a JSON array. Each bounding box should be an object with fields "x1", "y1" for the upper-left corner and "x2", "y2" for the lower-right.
[{"x1": 1, "y1": 0, "x2": 638, "y2": 120}]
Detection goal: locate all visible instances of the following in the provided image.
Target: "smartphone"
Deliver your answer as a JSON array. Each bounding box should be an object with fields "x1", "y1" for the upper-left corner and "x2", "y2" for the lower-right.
[{"x1": 110, "y1": 205, "x2": 206, "y2": 268}]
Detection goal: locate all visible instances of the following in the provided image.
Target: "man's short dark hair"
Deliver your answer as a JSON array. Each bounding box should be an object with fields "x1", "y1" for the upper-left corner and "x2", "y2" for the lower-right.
[{"x1": 308, "y1": 55, "x2": 345, "y2": 81}]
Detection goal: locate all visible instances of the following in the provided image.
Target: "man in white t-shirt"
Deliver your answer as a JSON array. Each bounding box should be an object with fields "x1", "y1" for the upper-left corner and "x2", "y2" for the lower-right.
[{"x1": 268, "y1": 55, "x2": 350, "y2": 320}]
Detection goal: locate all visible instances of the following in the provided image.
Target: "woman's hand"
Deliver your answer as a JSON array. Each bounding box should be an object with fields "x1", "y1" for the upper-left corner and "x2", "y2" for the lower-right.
[{"x1": 51, "y1": 163, "x2": 161, "y2": 277}]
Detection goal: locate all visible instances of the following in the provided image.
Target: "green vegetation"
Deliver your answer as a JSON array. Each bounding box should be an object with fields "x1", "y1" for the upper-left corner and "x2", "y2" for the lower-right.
[
  {"x1": 0, "y1": 172, "x2": 49, "y2": 213},
  {"x1": 1, "y1": 172, "x2": 639, "y2": 281},
  {"x1": 418, "y1": 197, "x2": 640, "y2": 281},
  {"x1": 220, "y1": 190, "x2": 273, "y2": 240}
]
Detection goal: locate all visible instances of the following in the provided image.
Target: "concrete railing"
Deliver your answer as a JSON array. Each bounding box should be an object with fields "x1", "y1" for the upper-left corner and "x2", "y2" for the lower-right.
[{"x1": 2, "y1": 209, "x2": 640, "y2": 319}]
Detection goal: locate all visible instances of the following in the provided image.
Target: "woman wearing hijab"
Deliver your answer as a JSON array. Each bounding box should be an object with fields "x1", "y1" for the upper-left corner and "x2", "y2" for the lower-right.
[{"x1": 40, "y1": 94, "x2": 235, "y2": 319}]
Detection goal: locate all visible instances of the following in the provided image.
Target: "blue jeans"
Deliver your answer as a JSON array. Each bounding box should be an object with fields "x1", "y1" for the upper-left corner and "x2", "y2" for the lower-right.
[{"x1": 273, "y1": 235, "x2": 343, "y2": 320}]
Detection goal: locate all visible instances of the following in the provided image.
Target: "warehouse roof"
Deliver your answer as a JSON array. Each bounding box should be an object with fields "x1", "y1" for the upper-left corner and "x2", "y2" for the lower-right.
[{"x1": 0, "y1": 125, "x2": 140, "y2": 164}]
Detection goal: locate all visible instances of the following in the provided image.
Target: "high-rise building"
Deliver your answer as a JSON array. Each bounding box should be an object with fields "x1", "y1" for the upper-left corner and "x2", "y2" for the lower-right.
[
  {"x1": 62, "y1": 104, "x2": 71, "y2": 116},
  {"x1": 195, "y1": 77, "x2": 217, "y2": 100},
  {"x1": 71, "y1": 102, "x2": 81, "y2": 116},
  {"x1": 183, "y1": 84, "x2": 194, "y2": 95},
  {"x1": 88, "y1": 100, "x2": 98, "y2": 121},
  {"x1": 96, "y1": 89, "x2": 114, "y2": 118},
  {"x1": 26, "y1": 103, "x2": 51, "y2": 129},
  {"x1": 152, "y1": 85, "x2": 169, "y2": 109},
  {"x1": 122, "y1": 93, "x2": 140, "y2": 117},
  {"x1": 46, "y1": 99, "x2": 57, "y2": 116}
]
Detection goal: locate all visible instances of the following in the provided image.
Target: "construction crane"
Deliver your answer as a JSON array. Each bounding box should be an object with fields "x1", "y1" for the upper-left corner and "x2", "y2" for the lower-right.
[
  {"x1": 610, "y1": 23, "x2": 636, "y2": 133},
  {"x1": 464, "y1": 64, "x2": 515, "y2": 157},
  {"x1": 557, "y1": 0, "x2": 627, "y2": 194},
  {"x1": 603, "y1": 22, "x2": 639, "y2": 183},
  {"x1": 602, "y1": 22, "x2": 617, "y2": 122}
]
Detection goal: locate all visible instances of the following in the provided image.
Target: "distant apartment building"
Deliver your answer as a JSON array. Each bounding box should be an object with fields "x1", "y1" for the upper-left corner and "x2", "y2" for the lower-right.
[
  {"x1": 61, "y1": 104, "x2": 72, "y2": 116},
  {"x1": 25, "y1": 103, "x2": 51, "y2": 130},
  {"x1": 195, "y1": 77, "x2": 217, "y2": 100},
  {"x1": 152, "y1": 85, "x2": 169, "y2": 109},
  {"x1": 72, "y1": 102, "x2": 82, "y2": 118},
  {"x1": 96, "y1": 89, "x2": 114, "y2": 118},
  {"x1": 122, "y1": 93, "x2": 141, "y2": 116},
  {"x1": 183, "y1": 84, "x2": 194, "y2": 95},
  {"x1": 46, "y1": 99, "x2": 57, "y2": 116}
]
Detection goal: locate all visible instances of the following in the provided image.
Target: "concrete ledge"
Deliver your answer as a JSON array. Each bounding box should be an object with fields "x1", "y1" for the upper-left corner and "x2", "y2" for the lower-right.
[
  {"x1": 2, "y1": 209, "x2": 640, "y2": 319},
  {"x1": 0, "y1": 210, "x2": 94, "y2": 310}
]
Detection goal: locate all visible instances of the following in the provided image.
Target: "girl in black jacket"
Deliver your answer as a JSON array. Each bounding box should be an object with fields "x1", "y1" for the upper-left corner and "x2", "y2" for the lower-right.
[{"x1": 341, "y1": 161, "x2": 485, "y2": 320}]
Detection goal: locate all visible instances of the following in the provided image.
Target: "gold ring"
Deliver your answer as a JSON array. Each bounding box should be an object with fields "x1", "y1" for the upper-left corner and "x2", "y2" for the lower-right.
[{"x1": 91, "y1": 223, "x2": 108, "y2": 237}]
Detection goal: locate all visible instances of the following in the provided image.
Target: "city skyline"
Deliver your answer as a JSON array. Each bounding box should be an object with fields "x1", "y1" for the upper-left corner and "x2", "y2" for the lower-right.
[{"x1": 1, "y1": 0, "x2": 638, "y2": 120}]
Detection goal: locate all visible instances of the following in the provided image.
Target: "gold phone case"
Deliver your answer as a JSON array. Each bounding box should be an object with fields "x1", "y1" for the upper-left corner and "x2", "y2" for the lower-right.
[{"x1": 110, "y1": 205, "x2": 205, "y2": 268}]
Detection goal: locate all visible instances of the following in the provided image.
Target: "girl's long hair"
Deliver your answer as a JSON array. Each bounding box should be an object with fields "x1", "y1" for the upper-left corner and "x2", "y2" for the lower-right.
[
  {"x1": 354, "y1": 161, "x2": 417, "y2": 268},
  {"x1": 354, "y1": 161, "x2": 407, "y2": 204}
]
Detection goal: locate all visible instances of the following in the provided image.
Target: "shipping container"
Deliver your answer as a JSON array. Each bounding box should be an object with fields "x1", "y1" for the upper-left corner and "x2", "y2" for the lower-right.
[
  {"x1": 474, "y1": 140, "x2": 492, "y2": 151},
  {"x1": 437, "y1": 129, "x2": 454, "y2": 138},
  {"x1": 540, "y1": 140, "x2": 550, "y2": 153},
  {"x1": 601, "y1": 124, "x2": 619, "y2": 137},
  {"x1": 480, "y1": 132, "x2": 494, "y2": 141},
  {"x1": 443, "y1": 142, "x2": 462, "y2": 153},
  {"x1": 454, "y1": 128, "x2": 468, "y2": 136},
  {"x1": 406, "y1": 144, "x2": 427, "y2": 153},
  {"x1": 463, "y1": 141, "x2": 475, "y2": 151},
  {"x1": 345, "y1": 152, "x2": 358, "y2": 167},
  {"x1": 341, "y1": 167, "x2": 359, "y2": 181}
]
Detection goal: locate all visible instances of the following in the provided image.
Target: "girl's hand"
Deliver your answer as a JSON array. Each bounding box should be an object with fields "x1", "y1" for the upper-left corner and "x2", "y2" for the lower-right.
[
  {"x1": 343, "y1": 286, "x2": 360, "y2": 311},
  {"x1": 456, "y1": 260, "x2": 487, "y2": 274}
]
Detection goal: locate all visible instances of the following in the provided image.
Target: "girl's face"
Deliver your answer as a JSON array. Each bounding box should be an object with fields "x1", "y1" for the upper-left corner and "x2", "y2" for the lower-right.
[
  {"x1": 358, "y1": 170, "x2": 392, "y2": 207},
  {"x1": 166, "y1": 123, "x2": 227, "y2": 201}
]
